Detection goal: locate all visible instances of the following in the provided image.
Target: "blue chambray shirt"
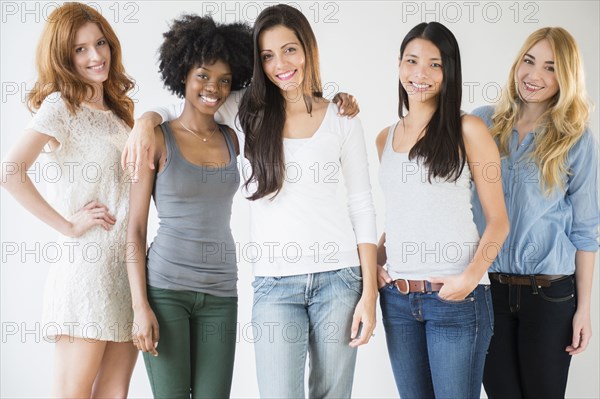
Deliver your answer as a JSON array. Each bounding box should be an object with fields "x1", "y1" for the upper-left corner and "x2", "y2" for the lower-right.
[{"x1": 470, "y1": 105, "x2": 599, "y2": 275}]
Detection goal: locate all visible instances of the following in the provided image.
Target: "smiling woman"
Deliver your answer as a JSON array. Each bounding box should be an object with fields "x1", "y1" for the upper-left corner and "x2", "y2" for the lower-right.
[
  {"x1": 71, "y1": 23, "x2": 112, "y2": 90},
  {"x1": 470, "y1": 27, "x2": 599, "y2": 399},
  {"x1": 124, "y1": 14, "x2": 253, "y2": 398},
  {"x1": 0, "y1": 2, "x2": 137, "y2": 397},
  {"x1": 517, "y1": 39, "x2": 559, "y2": 104},
  {"x1": 376, "y1": 22, "x2": 509, "y2": 399},
  {"x1": 1, "y1": 2, "x2": 599, "y2": 398},
  {"x1": 238, "y1": 5, "x2": 379, "y2": 398}
]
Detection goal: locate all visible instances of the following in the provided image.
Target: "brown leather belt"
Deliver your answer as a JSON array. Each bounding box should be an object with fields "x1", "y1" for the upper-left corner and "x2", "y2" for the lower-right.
[
  {"x1": 489, "y1": 273, "x2": 566, "y2": 288},
  {"x1": 393, "y1": 279, "x2": 444, "y2": 295}
]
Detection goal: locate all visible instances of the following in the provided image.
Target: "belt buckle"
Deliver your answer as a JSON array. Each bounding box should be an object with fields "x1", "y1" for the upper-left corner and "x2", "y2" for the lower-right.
[{"x1": 395, "y1": 279, "x2": 410, "y2": 295}]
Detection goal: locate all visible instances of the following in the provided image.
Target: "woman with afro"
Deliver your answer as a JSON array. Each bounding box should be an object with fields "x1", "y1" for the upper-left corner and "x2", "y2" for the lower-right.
[{"x1": 125, "y1": 15, "x2": 253, "y2": 398}]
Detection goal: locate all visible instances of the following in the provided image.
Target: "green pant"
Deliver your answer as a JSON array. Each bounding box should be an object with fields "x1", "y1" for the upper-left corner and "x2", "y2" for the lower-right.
[{"x1": 143, "y1": 286, "x2": 238, "y2": 399}]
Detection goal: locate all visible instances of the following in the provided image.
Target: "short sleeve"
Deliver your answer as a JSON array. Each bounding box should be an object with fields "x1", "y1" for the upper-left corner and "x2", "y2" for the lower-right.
[{"x1": 26, "y1": 92, "x2": 70, "y2": 152}]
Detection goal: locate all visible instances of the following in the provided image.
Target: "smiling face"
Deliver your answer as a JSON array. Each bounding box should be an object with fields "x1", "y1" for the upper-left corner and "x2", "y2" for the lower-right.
[
  {"x1": 183, "y1": 59, "x2": 232, "y2": 115},
  {"x1": 399, "y1": 38, "x2": 444, "y2": 104},
  {"x1": 71, "y1": 22, "x2": 111, "y2": 87},
  {"x1": 259, "y1": 24, "x2": 306, "y2": 93},
  {"x1": 516, "y1": 39, "x2": 559, "y2": 104}
]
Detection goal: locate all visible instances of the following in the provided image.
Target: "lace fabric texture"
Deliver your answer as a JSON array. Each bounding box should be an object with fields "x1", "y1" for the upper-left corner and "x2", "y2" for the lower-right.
[{"x1": 28, "y1": 93, "x2": 133, "y2": 342}]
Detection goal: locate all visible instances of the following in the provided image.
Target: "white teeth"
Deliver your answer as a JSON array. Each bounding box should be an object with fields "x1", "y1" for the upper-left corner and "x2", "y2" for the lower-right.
[
  {"x1": 200, "y1": 95, "x2": 218, "y2": 103},
  {"x1": 525, "y1": 82, "x2": 541, "y2": 90},
  {"x1": 89, "y1": 63, "x2": 104, "y2": 70},
  {"x1": 412, "y1": 82, "x2": 429, "y2": 89},
  {"x1": 277, "y1": 70, "x2": 294, "y2": 79}
]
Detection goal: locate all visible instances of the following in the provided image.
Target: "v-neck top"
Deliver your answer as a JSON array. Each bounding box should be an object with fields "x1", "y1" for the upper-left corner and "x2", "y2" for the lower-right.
[{"x1": 248, "y1": 103, "x2": 377, "y2": 276}]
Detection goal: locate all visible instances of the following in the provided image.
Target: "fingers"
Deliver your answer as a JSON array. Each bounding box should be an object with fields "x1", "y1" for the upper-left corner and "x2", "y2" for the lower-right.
[
  {"x1": 377, "y1": 265, "x2": 392, "y2": 289},
  {"x1": 350, "y1": 317, "x2": 375, "y2": 347},
  {"x1": 148, "y1": 144, "x2": 156, "y2": 171},
  {"x1": 78, "y1": 201, "x2": 116, "y2": 233},
  {"x1": 567, "y1": 327, "x2": 591, "y2": 355},
  {"x1": 350, "y1": 314, "x2": 360, "y2": 339},
  {"x1": 336, "y1": 95, "x2": 359, "y2": 118},
  {"x1": 135, "y1": 326, "x2": 159, "y2": 357},
  {"x1": 144, "y1": 330, "x2": 158, "y2": 357},
  {"x1": 346, "y1": 97, "x2": 360, "y2": 118},
  {"x1": 571, "y1": 329, "x2": 582, "y2": 350},
  {"x1": 132, "y1": 147, "x2": 155, "y2": 182},
  {"x1": 91, "y1": 207, "x2": 116, "y2": 221}
]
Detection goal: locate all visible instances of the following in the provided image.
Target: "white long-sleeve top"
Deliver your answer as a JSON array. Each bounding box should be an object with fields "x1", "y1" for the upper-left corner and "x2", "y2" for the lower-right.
[{"x1": 154, "y1": 96, "x2": 377, "y2": 277}]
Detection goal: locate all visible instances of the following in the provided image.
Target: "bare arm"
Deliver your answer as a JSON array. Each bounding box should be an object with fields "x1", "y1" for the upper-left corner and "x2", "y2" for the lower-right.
[
  {"x1": 1, "y1": 130, "x2": 114, "y2": 237},
  {"x1": 374, "y1": 128, "x2": 392, "y2": 288},
  {"x1": 120, "y1": 111, "x2": 164, "y2": 174},
  {"x1": 125, "y1": 126, "x2": 164, "y2": 356},
  {"x1": 431, "y1": 115, "x2": 509, "y2": 300},
  {"x1": 566, "y1": 251, "x2": 595, "y2": 355}
]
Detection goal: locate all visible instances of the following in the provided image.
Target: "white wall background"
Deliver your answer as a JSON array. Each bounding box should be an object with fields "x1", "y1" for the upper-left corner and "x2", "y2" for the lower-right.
[{"x1": 1, "y1": 1, "x2": 598, "y2": 398}]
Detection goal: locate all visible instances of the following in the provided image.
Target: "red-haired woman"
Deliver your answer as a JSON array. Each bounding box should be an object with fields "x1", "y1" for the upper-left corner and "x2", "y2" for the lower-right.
[{"x1": 1, "y1": 3, "x2": 137, "y2": 397}]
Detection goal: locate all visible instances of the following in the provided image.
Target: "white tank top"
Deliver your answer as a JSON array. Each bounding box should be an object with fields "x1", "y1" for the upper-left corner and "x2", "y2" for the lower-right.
[{"x1": 379, "y1": 121, "x2": 489, "y2": 284}]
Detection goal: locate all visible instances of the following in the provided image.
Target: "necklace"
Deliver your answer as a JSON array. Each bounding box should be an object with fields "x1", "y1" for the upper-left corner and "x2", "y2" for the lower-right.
[{"x1": 178, "y1": 120, "x2": 219, "y2": 142}]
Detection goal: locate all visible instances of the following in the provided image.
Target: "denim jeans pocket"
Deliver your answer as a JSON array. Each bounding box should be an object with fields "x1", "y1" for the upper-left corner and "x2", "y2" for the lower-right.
[
  {"x1": 434, "y1": 290, "x2": 476, "y2": 305},
  {"x1": 252, "y1": 276, "x2": 278, "y2": 305},
  {"x1": 538, "y1": 276, "x2": 575, "y2": 303},
  {"x1": 335, "y1": 266, "x2": 363, "y2": 295}
]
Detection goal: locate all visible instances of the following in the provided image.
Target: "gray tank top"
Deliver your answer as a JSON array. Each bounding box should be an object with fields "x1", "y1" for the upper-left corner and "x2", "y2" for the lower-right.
[
  {"x1": 146, "y1": 121, "x2": 240, "y2": 296},
  {"x1": 379, "y1": 121, "x2": 489, "y2": 284}
]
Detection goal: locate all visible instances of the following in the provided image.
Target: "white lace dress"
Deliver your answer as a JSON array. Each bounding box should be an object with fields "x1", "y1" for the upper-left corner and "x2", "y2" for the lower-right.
[{"x1": 28, "y1": 92, "x2": 133, "y2": 342}]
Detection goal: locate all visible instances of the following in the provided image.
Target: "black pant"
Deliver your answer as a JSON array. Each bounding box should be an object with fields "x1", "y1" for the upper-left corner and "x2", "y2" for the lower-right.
[{"x1": 483, "y1": 275, "x2": 577, "y2": 399}]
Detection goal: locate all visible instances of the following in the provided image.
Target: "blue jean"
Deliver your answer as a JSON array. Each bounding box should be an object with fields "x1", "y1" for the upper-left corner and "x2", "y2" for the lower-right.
[
  {"x1": 380, "y1": 283, "x2": 494, "y2": 399},
  {"x1": 251, "y1": 267, "x2": 362, "y2": 398}
]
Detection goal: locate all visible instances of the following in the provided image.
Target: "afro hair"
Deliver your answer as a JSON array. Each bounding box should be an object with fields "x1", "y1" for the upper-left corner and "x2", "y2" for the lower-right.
[{"x1": 158, "y1": 14, "x2": 253, "y2": 97}]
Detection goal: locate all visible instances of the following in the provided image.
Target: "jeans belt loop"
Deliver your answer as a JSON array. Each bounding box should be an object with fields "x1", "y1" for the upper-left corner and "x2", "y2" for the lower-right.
[
  {"x1": 498, "y1": 273, "x2": 510, "y2": 284},
  {"x1": 529, "y1": 275, "x2": 539, "y2": 294}
]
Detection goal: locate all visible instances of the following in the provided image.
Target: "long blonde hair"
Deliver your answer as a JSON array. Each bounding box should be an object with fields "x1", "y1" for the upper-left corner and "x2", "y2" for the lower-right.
[
  {"x1": 491, "y1": 27, "x2": 590, "y2": 194},
  {"x1": 27, "y1": 2, "x2": 135, "y2": 127}
]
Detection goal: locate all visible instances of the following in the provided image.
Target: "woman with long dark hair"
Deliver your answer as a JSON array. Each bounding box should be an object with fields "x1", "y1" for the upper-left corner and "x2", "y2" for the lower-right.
[
  {"x1": 375, "y1": 22, "x2": 509, "y2": 398},
  {"x1": 238, "y1": 4, "x2": 378, "y2": 398}
]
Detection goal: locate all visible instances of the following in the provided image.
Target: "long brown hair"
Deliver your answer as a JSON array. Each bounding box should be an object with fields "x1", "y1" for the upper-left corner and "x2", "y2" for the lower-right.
[
  {"x1": 239, "y1": 4, "x2": 323, "y2": 200},
  {"x1": 491, "y1": 27, "x2": 590, "y2": 194},
  {"x1": 27, "y1": 2, "x2": 135, "y2": 127}
]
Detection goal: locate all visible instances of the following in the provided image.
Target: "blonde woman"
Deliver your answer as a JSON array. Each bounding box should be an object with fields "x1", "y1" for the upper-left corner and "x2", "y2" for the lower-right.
[{"x1": 471, "y1": 27, "x2": 599, "y2": 398}]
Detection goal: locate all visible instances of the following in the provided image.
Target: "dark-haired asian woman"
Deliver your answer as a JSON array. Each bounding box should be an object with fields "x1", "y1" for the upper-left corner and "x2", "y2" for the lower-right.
[{"x1": 375, "y1": 22, "x2": 509, "y2": 398}]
